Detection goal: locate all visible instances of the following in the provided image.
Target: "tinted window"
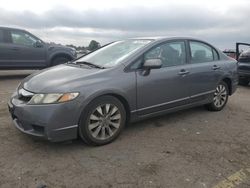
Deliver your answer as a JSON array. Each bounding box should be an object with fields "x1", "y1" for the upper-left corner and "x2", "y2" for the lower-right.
[
  {"x1": 190, "y1": 41, "x2": 214, "y2": 63},
  {"x1": 145, "y1": 41, "x2": 186, "y2": 67},
  {"x1": 10, "y1": 30, "x2": 37, "y2": 46},
  {"x1": 0, "y1": 29, "x2": 4, "y2": 43}
]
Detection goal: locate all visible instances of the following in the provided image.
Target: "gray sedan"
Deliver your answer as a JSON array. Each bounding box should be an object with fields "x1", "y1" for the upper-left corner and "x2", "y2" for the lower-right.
[{"x1": 8, "y1": 37, "x2": 238, "y2": 145}]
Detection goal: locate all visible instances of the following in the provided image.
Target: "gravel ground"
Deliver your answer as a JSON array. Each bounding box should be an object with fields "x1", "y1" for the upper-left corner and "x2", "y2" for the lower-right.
[{"x1": 0, "y1": 70, "x2": 250, "y2": 188}]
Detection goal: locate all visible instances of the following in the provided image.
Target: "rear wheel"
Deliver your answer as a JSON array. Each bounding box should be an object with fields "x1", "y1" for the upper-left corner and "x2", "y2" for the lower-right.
[
  {"x1": 52, "y1": 56, "x2": 71, "y2": 66},
  {"x1": 206, "y1": 81, "x2": 229, "y2": 111},
  {"x1": 79, "y1": 96, "x2": 126, "y2": 146},
  {"x1": 239, "y1": 78, "x2": 249, "y2": 86}
]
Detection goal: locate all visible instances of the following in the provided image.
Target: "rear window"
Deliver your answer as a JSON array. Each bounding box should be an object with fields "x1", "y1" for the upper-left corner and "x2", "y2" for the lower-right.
[
  {"x1": 0, "y1": 29, "x2": 4, "y2": 43},
  {"x1": 190, "y1": 41, "x2": 214, "y2": 63}
]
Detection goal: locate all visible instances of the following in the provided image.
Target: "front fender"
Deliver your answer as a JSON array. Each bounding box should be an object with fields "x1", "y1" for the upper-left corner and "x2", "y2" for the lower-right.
[
  {"x1": 76, "y1": 74, "x2": 136, "y2": 121},
  {"x1": 77, "y1": 88, "x2": 131, "y2": 116}
]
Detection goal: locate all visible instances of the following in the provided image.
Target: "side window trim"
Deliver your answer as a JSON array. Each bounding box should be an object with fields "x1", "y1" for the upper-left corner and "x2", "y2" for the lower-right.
[
  {"x1": 8, "y1": 30, "x2": 13, "y2": 43},
  {"x1": 0, "y1": 29, "x2": 12, "y2": 43},
  {"x1": 184, "y1": 39, "x2": 192, "y2": 64},
  {"x1": 0, "y1": 29, "x2": 3, "y2": 43},
  {"x1": 212, "y1": 48, "x2": 220, "y2": 61}
]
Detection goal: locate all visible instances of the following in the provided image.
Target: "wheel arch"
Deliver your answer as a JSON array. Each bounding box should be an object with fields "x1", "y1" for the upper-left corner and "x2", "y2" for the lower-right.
[
  {"x1": 222, "y1": 77, "x2": 232, "y2": 95},
  {"x1": 49, "y1": 53, "x2": 73, "y2": 66},
  {"x1": 81, "y1": 91, "x2": 131, "y2": 124},
  {"x1": 107, "y1": 93, "x2": 131, "y2": 123}
]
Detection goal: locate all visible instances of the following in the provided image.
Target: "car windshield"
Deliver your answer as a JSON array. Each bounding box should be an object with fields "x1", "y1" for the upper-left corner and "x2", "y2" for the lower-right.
[{"x1": 74, "y1": 39, "x2": 152, "y2": 68}]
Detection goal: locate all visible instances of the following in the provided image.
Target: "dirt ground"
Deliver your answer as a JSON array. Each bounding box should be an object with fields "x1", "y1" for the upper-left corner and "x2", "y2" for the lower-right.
[{"x1": 0, "y1": 70, "x2": 250, "y2": 188}]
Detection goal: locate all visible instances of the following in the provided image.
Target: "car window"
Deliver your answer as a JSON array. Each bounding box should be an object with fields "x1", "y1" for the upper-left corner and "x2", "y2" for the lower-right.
[
  {"x1": 190, "y1": 41, "x2": 215, "y2": 63},
  {"x1": 76, "y1": 40, "x2": 152, "y2": 68},
  {"x1": 145, "y1": 41, "x2": 186, "y2": 67},
  {"x1": 0, "y1": 29, "x2": 4, "y2": 43},
  {"x1": 213, "y1": 49, "x2": 219, "y2": 60},
  {"x1": 10, "y1": 30, "x2": 37, "y2": 46}
]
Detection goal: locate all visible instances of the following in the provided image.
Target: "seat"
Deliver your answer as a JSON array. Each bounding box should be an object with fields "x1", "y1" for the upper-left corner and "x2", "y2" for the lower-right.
[
  {"x1": 160, "y1": 46, "x2": 179, "y2": 66},
  {"x1": 193, "y1": 50, "x2": 206, "y2": 63}
]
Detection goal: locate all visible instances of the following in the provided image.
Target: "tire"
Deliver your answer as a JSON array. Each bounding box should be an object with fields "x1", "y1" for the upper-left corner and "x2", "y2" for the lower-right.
[
  {"x1": 52, "y1": 56, "x2": 71, "y2": 66},
  {"x1": 205, "y1": 81, "x2": 229, "y2": 111},
  {"x1": 239, "y1": 78, "x2": 249, "y2": 86},
  {"x1": 79, "y1": 96, "x2": 126, "y2": 146}
]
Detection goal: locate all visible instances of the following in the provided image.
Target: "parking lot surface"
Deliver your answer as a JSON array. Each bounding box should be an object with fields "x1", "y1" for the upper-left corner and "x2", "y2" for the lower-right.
[{"x1": 0, "y1": 70, "x2": 250, "y2": 188}]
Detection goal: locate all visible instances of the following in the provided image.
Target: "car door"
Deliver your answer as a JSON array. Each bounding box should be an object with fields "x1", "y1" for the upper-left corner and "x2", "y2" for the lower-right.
[
  {"x1": 136, "y1": 40, "x2": 191, "y2": 115},
  {"x1": 187, "y1": 40, "x2": 223, "y2": 102},
  {"x1": 4, "y1": 29, "x2": 46, "y2": 68}
]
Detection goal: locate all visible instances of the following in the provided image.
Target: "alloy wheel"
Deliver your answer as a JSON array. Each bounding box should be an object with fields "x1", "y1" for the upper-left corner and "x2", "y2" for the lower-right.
[
  {"x1": 213, "y1": 84, "x2": 227, "y2": 108},
  {"x1": 88, "y1": 104, "x2": 121, "y2": 140}
]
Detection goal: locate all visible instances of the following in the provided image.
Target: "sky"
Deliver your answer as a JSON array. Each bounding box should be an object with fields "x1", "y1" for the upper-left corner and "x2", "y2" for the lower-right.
[{"x1": 0, "y1": 0, "x2": 249, "y2": 49}]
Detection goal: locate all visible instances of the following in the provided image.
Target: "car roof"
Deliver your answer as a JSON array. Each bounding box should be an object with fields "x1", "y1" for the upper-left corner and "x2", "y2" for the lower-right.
[
  {"x1": 129, "y1": 36, "x2": 219, "y2": 50},
  {"x1": 0, "y1": 26, "x2": 25, "y2": 32},
  {"x1": 130, "y1": 36, "x2": 203, "y2": 41}
]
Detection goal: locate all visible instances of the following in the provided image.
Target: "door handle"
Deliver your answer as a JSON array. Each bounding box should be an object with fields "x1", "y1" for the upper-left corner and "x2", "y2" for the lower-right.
[
  {"x1": 212, "y1": 65, "x2": 221, "y2": 70},
  {"x1": 178, "y1": 69, "x2": 190, "y2": 76}
]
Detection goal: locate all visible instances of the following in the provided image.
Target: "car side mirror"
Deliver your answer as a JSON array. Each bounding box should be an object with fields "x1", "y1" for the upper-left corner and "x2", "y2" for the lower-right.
[
  {"x1": 143, "y1": 59, "x2": 162, "y2": 69},
  {"x1": 34, "y1": 40, "x2": 43, "y2": 48}
]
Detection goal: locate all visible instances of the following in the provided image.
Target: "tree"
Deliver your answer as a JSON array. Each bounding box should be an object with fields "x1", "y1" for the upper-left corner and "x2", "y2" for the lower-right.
[{"x1": 88, "y1": 40, "x2": 100, "y2": 51}]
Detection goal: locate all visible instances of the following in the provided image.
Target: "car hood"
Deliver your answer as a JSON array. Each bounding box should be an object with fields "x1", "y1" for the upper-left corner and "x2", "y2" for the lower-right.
[
  {"x1": 46, "y1": 42, "x2": 66, "y2": 48},
  {"x1": 21, "y1": 64, "x2": 107, "y2": 93}
]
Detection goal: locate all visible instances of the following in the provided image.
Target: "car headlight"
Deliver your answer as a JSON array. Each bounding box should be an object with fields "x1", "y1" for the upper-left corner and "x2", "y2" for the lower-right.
[{"x1": 28, "y1": 92, "x2": 79, "y2": 104}]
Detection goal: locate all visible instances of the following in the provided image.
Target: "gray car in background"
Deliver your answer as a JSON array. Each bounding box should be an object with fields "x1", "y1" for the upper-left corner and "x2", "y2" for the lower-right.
[
  {"x1": 8, "y1": 37, "x2": 238, "y2": 145},
  {"x1": 0, "y1": 27, "x2": 77, "y2": 69}
]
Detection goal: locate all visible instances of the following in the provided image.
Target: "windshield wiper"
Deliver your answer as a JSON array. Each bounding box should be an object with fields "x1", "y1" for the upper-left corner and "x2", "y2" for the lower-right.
[{"x1": 74, "y1": 61, "x2": 105, "y2": 69}]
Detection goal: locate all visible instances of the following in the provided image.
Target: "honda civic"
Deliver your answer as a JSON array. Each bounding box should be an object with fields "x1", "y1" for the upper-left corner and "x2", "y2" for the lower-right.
[{"x1": 8, "y1": 37, "x2": 238, "y2": 145}]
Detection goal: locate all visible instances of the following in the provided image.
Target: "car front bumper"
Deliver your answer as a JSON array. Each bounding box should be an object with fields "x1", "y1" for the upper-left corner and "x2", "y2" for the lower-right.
[{"x1": 8, "y1": 92, "x2": 81, "y2": 142}]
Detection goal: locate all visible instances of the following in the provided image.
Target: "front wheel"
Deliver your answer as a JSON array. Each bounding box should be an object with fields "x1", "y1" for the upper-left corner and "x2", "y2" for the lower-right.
[
  {"x1": 205, "y1": 81, "x2": 229, "y2": 111},
  {"x1": 79, "y1": 96, "x2": 126, "y2": 146},
  {"x1": 52, "y1": 56, "x2": 71, "y2": 66}
]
